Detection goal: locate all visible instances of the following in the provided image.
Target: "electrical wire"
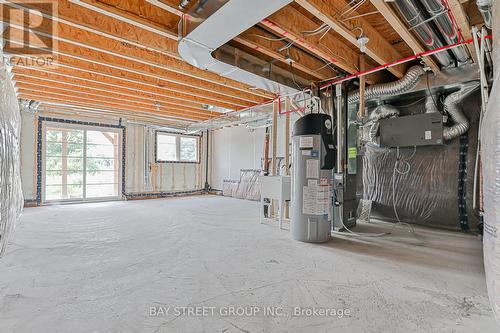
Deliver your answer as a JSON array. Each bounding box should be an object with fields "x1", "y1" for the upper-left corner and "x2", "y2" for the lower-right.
[
  {"x1": 318, "y1": 26, "x2": 332, "y2": 41},
  {"x1": 248, "y1": 34, "x2": 288, "y2": 42},
  {"x1": 301, "y1": 23, "x2": 329, "y2": 36},
  {"x1": 289, "y1": 62, "x2": 303, "y2": 90},
  {"x1": 392, "y1": 146, "x2": 417, "y2": 233},
  {"x1": 426, "y1": 71, "x2": 440, "y2": 112}
]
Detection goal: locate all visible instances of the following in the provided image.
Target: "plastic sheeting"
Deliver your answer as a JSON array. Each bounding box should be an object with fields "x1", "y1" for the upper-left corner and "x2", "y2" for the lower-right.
[
  {"x1": 362, "y1": 143, "x2": 459, "y2": 228},
  {"x1": 360, "y1": 91, "x2": 482, "y2": 230},
  {"x1": 482, "y1": 0, "x2": 500, "y2": 322},
  {"x1": 222, "y1": 169, "x2": 261, "y2": 201},
  {"x1": 0, "y1": 62, "x2": 23, "y2": 256}
]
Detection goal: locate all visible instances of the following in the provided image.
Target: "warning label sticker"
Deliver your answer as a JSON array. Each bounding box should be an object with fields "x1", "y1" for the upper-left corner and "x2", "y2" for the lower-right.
[{"x1": 302, "y1": 179, "x2": 331, "y2": 216}]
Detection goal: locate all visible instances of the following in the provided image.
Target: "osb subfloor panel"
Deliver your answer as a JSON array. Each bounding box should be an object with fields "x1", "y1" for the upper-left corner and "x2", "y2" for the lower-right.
[{"x1": 0, "y1": 196, "x2": 497, "y2": 332}]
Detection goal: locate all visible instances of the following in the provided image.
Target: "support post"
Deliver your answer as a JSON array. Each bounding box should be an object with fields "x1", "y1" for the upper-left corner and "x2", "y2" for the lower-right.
[
  {"x1": 270, "y1": 99, "x2": 278, "y2": 217},
  {"x1": 358, "y1": 53, "x2": 366, "y2": 119},
  {"x1": 285, "y1": 97, "x2": 291, "y2": 218}
]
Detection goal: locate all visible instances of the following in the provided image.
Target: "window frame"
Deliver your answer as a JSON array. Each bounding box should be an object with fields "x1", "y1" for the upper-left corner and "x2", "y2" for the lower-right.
[
  {"x1": 155, "y1": 131, "x2": 201, "y2": 164},
  {"x1": 41, "y1": 120, "x2": 124, "y2": 204}
]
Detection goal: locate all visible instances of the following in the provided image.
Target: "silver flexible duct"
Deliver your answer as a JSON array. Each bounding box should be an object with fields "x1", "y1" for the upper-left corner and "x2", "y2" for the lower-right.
[
  {"x1": 442, "y1": 83, "x2": 480, "y2": 140},
  {"x1": 477, "y1": 0, "x2": 493, "y2": 29},
  {"x1": 425, "y1": 94, "x2": 439, "y2": 113},
  {"x1": 367, "y1": 104, "x2": 400, "y2": 143},
  {"x1": 348, "y1": 65, "x2": 426, "y2": 104},
  {"x1": 419, "y1": 0, "x2": 470, "y2": 63}
]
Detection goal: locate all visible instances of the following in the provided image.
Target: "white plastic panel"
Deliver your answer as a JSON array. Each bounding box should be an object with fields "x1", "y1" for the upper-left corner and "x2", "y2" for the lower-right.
[{"x1": 0, "y1": 62, "x2": 24, "y2": 256}]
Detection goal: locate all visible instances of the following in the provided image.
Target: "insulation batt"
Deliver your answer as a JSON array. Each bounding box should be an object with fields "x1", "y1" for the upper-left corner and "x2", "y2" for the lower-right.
[
  {"x1": 0, "y1": 60, "x2": 24, "y2": 256},
  {"x1": 482, "y1": 0, "x2": 500, "y2": 324}
]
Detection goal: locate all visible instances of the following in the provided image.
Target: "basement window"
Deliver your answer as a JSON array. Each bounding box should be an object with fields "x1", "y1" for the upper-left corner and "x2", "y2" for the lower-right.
[{"x1": 156, "y1": 132, "x2": 199, "y2": 163}]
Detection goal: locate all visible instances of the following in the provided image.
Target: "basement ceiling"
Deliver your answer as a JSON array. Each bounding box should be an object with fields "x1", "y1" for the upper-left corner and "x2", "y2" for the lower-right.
[{"x1": 1, "y1": 0, "x2": 484, "y2": 127}]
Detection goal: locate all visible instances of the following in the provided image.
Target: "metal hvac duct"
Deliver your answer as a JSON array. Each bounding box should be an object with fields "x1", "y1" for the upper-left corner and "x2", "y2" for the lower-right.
[
  {"x1": 419, "y1": 0, "x2": 469, "y2": 63},
  {"x1": 442, "y1": 82, "x2": 480, "y2": 140},
  {"x1": 477, "y1": 0, "x2": 493, "y2": 29},
  {"x1": 348, "y1": 65, "x2": 426, "y2": 104},
  {"x1": 178, "y1": 0, "x2": 300, "y2": 95},
  {"x1": 367, "y1": 104, "x2": 400, "y2": 143},
  {"x1": 392, "y1": 0, "x2": 454, "y2": 67}
]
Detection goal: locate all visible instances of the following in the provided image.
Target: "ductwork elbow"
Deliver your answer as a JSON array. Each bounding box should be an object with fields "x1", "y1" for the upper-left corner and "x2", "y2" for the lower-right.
[
  {"x1": 177, "y1": 0, "x2": 298, "y2": 95},
  {"x1": 477, "y1": 0, "x2": 493, "y2": 29},
  {"x1": 348, "y1": 65, "x2": 426, "y2": 105},
  {"x1": 443, "y1": 83, "x2": 480, "y2": 140},
  {"x1": 367, "y1": 104, "x2": 400, "y2": 143}
]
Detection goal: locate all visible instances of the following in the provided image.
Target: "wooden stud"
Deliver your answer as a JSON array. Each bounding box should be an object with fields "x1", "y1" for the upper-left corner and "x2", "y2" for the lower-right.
[
  {"x1": 447, "y1": 0, "x2": 477, "y2": 62},
  {"x1": 358, "y1": 53, "x2": 366, "y2": 119}
]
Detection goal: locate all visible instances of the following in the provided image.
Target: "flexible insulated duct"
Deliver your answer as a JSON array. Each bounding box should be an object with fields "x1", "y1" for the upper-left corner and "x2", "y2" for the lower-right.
[
  {"x1": 348, "y1": 65, "x2": 426, "y2": 104},
  {"x1": 442, "y1": 82, "x2": 479, "y2": 140},
  {"x1": 419, "y1": 0, "x2": 469, "y2": 63},
  {"x1": 367, "y1": 104, "x2": 400, "y2": 143},
  {"x1": 392, "y1": 0, "x2": 453, "y2": 67},
  {"x1": 477, "y1": 0, "x2": 493, "y2": 29}
]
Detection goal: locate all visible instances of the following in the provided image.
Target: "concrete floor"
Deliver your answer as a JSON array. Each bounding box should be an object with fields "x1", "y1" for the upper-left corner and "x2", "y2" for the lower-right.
[{"x1": 0, "y1": 196, "x2": 497, "y2": 332}]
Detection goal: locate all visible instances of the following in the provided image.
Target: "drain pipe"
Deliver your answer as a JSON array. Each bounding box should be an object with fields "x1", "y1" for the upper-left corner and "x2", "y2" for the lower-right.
[{"x1": 178, "y1": 0, "x2": 298, "y2": 95}]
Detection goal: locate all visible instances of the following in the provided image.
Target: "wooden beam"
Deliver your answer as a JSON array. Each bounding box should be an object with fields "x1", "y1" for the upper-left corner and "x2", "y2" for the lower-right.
[
  {"x1": 234, "y1": 27, "x2": 335, "y2": 81},
  {"x1": 261, "y1": 6, "x2": 385, "y2": 83},
  {"x1": 17, "y1": 87, "x2": 210, "y2": 121},
  {"x1": 38, "y1": 104, "x2": 191, "y2": 127},
  {"x1": 271, "y1": 100, "x2": 278, "y2": 177},
  {"x1": 295, "y1": 0, "x2": 406, "y2": 78},
  {"x1": 4, "y1": 22, "x2": 273, "y2": 102},
  {"x1": 447, "y1": 0, "x2": 477, "y2": 62},
  {"x1": 145, "y1": 0, "x2": 185, "y2": 17},
  {"x1": 358, "y1": 53, "x2": 366, "y2": 119},
  {"x1": 141, "y1": 0, "x2": 335, "y2": 82},
  {"x1": 12, "y1": 66, "x2": 245, "y2": 110},
  {"x1": 68, "y1": 0, "x2": 179, "y2": 39},
  {"x1": 6, "y1": 41, "x2": 265, "y2": 107},
  {"x1": 14, "y1": 79, "x2": 215, "y2": 117},
  {"x1": 369, "y1": 0, "x2": 440, "y2": 73},
  {"x1": 6, "y1": 0, "x2": 179, "y2": 56},
  {"x1": 13, "y1": 72, "x2": 212, "y2": 111},
  {"x1": 18, "y1": 91, "x2": 201, "y2": 123}
]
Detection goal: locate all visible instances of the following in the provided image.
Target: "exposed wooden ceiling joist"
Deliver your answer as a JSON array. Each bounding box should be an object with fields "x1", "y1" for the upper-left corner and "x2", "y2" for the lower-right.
[
  {"x1": 4, "y1": 21, "x2": 273, "y2": 101},
  {"x1": 18, "y1": 90, "x2": 202, "y2": 122},
  {"x1": 261, "y1": 5, "x2": 385, "y2": 83},
  {"x1": 14, "y1": 79, "x2": 215, "y2": 116},
  {"x1": 68, "y1": 0, "x2": 179, "y2": 39},
  {"x1": 446, "y1": 0, "x2": 477, "y2": 62},
  {"x1": 294, "y1": 0, "x2": 406, "y2": 78},
  {"x1": 234, "y1": 27, "x2": 336, "y2": 81},
  {"x1": 12, "y1": 66, "x2": 243, "y2": 110},
  {"x1": 17, "y1": 87, "x2": 209, "y2": 121},
  {"x1": 368, "y1": 0, "x2": 440, "y2": 73}
]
